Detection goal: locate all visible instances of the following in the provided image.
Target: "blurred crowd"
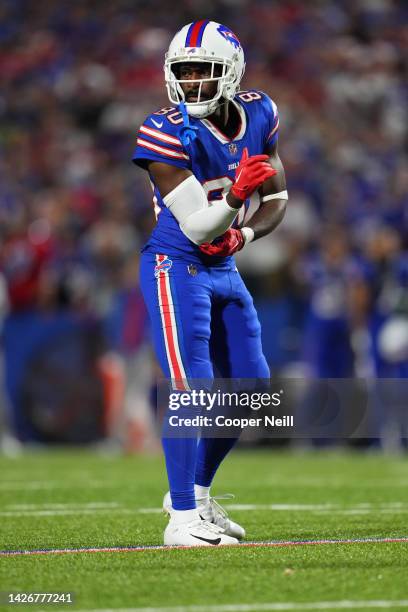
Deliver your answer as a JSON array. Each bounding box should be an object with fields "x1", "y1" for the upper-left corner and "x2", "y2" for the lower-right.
[{"x1": 0, "y1": 0, "x2": 407, "y2": 445}]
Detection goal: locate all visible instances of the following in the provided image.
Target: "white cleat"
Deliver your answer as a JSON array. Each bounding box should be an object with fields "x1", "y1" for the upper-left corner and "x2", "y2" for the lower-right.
[
  {"x1": 163, "y1": 491, "x2": 246, "y2": 541},
  {"x1": 164, "y1": 517, "x2": 238, "y2": 547}
]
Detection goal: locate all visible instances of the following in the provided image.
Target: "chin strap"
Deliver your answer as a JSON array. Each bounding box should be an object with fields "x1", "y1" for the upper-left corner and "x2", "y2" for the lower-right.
[{"x1": 178, "y1": 101, "x2": 199, "y2": 147}]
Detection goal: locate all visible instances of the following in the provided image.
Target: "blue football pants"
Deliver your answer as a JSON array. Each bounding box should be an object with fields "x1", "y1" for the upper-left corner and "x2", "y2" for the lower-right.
[{"x1": 140, "y1": 252, "x2": 270, "y2": 510}]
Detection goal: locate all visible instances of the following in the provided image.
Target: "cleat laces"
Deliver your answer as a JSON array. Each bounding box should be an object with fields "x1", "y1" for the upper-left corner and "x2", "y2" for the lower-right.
[{"x1": 196, "y1": 494, "x2": 235, "y2": 528}]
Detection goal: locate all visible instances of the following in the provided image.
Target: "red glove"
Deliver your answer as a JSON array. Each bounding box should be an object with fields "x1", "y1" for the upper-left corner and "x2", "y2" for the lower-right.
[
  {"x1": 230, "y1": 147, "x2": 277, "y2": 201},
  {"x1": 199, "y1": 228, "x2": 245, "y2": 257}
]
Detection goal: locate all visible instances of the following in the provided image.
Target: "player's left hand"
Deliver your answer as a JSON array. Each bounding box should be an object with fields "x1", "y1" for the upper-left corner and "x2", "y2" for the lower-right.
[{"x1": 199, "y1": 229, "x2": 245, "y2": 256}]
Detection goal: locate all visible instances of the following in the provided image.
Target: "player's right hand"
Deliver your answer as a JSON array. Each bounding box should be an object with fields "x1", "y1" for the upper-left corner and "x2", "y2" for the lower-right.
[
  {"x1": 199, "y1": 228, "x2": 245, "y2": 257},
  {"x1": 230, "y1": 147, "x2": 277, "y2": 202}
]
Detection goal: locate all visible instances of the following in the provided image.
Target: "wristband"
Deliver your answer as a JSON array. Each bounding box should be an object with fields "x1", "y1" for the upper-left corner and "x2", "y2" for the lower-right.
[{"x1": 261, "y1": 190, "x2": 288, "y2": 202}]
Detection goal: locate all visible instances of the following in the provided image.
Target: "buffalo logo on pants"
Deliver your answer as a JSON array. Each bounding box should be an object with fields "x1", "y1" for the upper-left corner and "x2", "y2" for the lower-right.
[{"x1": 154, "y1": 256, "x2": 173, "y2": 278}]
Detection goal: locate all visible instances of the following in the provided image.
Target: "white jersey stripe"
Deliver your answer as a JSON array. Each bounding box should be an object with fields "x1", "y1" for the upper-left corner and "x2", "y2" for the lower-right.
[
  {"x1": 139, "y1": 126, "x2": 183, "y2": 147},
  {"x1": 267, "y1": 118, "x2": 280, "y2": 140},
  {"x1": 137, "y1": 138, "x2": 189, "y2": 160}
]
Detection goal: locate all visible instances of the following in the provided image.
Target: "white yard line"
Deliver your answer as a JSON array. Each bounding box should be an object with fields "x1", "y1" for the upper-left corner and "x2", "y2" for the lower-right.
[
  {"x1": 67, "y1": 600, "x2": 408, "y2": 612},
  {"x1": 316, "y1": 509, "x2": 408, "y2": 516},
  {"x1": 222, "y1": 504, "x2": 338, "y2": 511},
  {"x1": 1, "y1": 502, "x2": 408, "y2": 518},
  {"x1": 7, "y1": 502, "x2": 121, "y2": 510},
  {"x1": 0, "y1": 509, "x2": 134, "y2": 517},
  {"x1": 265, "y1": 477, "x2": 408, "y2": 488},
  {"x1": 137, "y1": 502, "x2": 408, "y2": 515},
  {"x1": 2, "y1": 536, "x2": 408, "y2": 556},
  {"x1": 0, "y1": 480, "x2": 108, "y2": 490},
  {"x1": 2, "y1": 479, "x2": 408, "y2": 491}
]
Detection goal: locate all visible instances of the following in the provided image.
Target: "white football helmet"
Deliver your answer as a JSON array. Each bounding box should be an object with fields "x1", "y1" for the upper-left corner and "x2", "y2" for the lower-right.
[{"x1": 164, "y1": 20, "x2": 245, "y2": 119}]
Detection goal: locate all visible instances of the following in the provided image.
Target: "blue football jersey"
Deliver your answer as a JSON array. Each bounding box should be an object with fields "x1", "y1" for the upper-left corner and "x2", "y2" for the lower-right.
[{"x1": 132, "y1": 90, "x2": 279, "y2": 261}]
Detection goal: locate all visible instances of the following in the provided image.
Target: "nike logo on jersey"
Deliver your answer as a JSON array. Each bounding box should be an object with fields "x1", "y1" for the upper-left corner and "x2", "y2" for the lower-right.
[
  {"x1": 191, "y1": 535, "x2": 222, "y2": 545},
  {"x1": 151, "y1": 119, "x2": 163, "y2": 129}
]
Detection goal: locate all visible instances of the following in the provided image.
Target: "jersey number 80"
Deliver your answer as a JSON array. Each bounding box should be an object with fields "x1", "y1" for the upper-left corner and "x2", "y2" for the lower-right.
[{"x1": 203, "y1": 177, "x2": 246, "y2": 226}]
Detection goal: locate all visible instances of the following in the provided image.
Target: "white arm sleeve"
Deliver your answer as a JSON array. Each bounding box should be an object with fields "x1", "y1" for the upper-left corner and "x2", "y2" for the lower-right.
[{"x1": 163, "y1": 175, "x2": 239, "y2": 245}]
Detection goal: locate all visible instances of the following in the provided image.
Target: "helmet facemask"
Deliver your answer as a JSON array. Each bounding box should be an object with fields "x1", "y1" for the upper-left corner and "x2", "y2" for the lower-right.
[{"x1": 164, "y1": 55, "x2": 240, "y2": 118}]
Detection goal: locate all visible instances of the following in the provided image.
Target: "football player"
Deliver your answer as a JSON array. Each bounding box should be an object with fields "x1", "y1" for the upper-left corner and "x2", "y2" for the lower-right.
[{"x1": 133, "y1": 20, "x2": 288, "y2": 546}]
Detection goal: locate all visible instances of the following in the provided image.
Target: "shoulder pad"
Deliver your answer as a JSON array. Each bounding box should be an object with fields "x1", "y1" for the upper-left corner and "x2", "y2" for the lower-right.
[{"x1": 143, "y1": 106, "x2": 184, "y2": 136}]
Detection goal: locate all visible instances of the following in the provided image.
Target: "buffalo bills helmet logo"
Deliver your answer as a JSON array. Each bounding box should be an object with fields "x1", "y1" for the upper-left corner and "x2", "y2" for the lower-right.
[
  {"x1": 154, "y1": 256, "x2": 173, "y2": 278},
  {"x1": 217, "y1": 24, "x2": 241, "y2": 49}
]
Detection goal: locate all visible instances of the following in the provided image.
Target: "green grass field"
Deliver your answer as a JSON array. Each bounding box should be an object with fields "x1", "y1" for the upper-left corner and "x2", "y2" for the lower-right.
[{"x1": 1, "y1": 449, "x2": 408, "y2": 611}]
